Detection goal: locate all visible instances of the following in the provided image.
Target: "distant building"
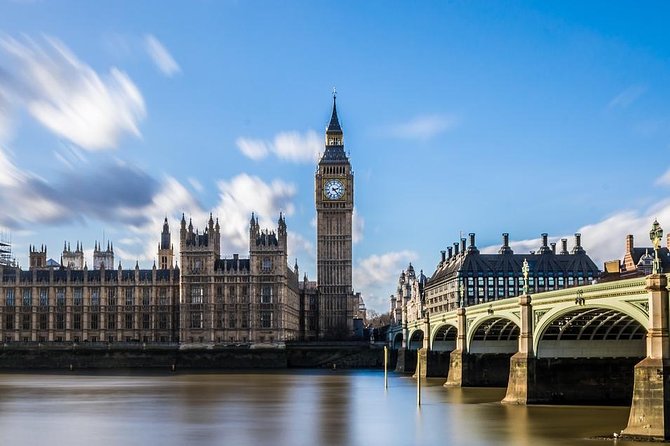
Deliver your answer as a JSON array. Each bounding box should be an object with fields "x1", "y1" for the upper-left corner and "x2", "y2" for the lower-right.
[
  {"x1": 601, "y1": 233, "x2": 670, "y2": 281},
  {"x1": 423, "y1": 232, "x2": 600, "y2": 315}
]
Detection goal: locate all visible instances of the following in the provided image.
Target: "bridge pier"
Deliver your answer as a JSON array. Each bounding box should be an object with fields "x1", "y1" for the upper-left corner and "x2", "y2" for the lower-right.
[
  {"x1": 414, "y1": 319, "x2": 431, "y2": 378},
  {"x1": 445, "y1": 308, "x2": 467, "y2": 387},
  {"x1": 502, "y1": 294, "x2": 535, "y2": 404},
  {"x1": 623, "y1": 274, "x2": 670, "y2": 441}
]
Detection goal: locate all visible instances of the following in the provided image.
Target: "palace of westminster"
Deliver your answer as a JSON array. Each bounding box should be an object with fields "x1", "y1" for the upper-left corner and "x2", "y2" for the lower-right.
[{"x1": 0, "y1": 97, "x2": 361, "y2": 345}]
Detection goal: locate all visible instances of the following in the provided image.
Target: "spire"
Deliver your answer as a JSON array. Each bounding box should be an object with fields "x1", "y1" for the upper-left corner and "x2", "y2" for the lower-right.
[{"x1": 327, "y1": 89, "x2": 342, "y2": 133}]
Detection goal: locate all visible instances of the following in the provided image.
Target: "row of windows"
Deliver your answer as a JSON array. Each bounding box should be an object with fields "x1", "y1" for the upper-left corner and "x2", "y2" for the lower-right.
[
  {"x1": 4, "y1": 288, "x2": 172, "y2": 307},
  {"x1": 189, "y1": 311, "x2": 274, "y2": 329},
  {"x1": 189, "y1": 285, "x2": 275, "y2": 304},
  {"x1": 4, "y1": 312, "x2": 172, "y2": 331}
]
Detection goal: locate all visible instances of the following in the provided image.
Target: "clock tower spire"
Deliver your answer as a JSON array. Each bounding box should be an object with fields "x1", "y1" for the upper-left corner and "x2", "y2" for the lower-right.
[{"x1": 315, "y1": 92, "x2": 355, "y2": 339}]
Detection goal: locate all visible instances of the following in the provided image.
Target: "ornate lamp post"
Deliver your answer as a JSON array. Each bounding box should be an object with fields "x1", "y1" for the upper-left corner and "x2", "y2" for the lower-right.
[
  {"x1": 650, "y1": 219, "x2": 664, "y2": 275},
  {"x1": 522, "y1": 258, "x2": 530, "y2": 295}
]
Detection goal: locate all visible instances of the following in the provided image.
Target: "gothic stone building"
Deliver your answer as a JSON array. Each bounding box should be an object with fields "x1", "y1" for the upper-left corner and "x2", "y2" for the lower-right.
[
  {"x1": 0, "y1": 97, "x2": 361, "y2": 344},
  {"x1": 0, "y1": 243, "x2": 179, "y2": 344},
  {"x1": 179, "y1": 213, "x2": 300, "y2": 344}
]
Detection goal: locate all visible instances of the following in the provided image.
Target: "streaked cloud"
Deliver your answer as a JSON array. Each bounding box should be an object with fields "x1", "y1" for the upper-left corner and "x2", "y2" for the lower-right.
[
  {"x1": 236, "y1": 137, "x2": 270, "y2": 160},
  {"x1": 144, "y1": 34, "x2": 181, "y2": 77},
  {"x1": 353, "y1": 208, "x2": 364, "y2": 244},
  {"x1": 354, "y1": 250, "x2": 418, "y2": 313},
  {"x1": 387, "y1": 114, "x2": 458, "y2": 141},
  {"x1": 236, "y1": 130, "x2": 321, "y2": 163},
  {"x1": 0, "y1": 35, "x2": 146, "y2": 150},
  {"x1": 214, "y1": 174, "x2": 297, "y2": 253},
  {"x1": 608, "y1": 85, "x2": 647, "y2": 110},
  {"x1": 480, "y1": 203, "x2": 670, "y2": 268},
  {"x1": 656, "y1": 167, "x2": 670, "y2": 186}
]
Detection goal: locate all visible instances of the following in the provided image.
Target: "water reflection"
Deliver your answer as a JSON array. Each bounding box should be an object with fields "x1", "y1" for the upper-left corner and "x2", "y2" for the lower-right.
[{"x1": 0, "y1": 371, "x2": 653, "y2": 446}]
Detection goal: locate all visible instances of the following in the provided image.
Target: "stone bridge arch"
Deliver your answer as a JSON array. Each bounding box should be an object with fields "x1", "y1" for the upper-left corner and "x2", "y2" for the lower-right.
[
  {"x1": 391, "y1": 332, "x2": 403, "y2": 350},
  {"x1": 408, "y1": 329, "x2": 424, "y2": 350},
  {"x1": 430, "y1": 322, "x2": 458, "y2": 351},
  {"x1": 467, "y1": 314, "x2": 521, "y2": 354},
  {"x1": 533, "y1": 303, "x2": 648, "y2": 358}
]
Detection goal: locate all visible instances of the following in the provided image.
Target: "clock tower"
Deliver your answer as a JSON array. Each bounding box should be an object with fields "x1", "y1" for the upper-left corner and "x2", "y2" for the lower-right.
[{"x1": 315, "y1": 94, "x2": 355, "y2": 339}]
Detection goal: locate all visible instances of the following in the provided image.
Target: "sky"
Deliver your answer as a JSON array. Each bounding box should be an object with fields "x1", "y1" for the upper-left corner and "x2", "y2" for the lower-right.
[{"x1": 1, "y1": 1, "x2": 670, "y2": 313}]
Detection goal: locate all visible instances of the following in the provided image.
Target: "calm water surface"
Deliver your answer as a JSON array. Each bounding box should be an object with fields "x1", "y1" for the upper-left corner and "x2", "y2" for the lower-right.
[{"x1": 0, "y1": 371, "x2": 650, "y2": 446}]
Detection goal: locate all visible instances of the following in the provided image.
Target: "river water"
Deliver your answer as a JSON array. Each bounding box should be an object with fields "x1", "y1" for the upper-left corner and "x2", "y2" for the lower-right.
[{"x1": 0, "y1": 370, "x2": 650, "y2": 446}]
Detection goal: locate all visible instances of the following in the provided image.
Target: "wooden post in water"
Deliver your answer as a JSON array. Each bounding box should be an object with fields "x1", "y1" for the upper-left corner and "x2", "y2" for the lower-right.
[
  {"x1": 416, "y1": 354, "x2": 421, "y2": 406},
  {"x1": 384, "y1": 346, "x2": 388, "y2": 389}
]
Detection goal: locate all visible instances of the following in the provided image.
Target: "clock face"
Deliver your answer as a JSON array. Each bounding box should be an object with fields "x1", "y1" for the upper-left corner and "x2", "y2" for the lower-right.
[{"x1": 324, "y1": 179, "x2": 345, "y2": 200}]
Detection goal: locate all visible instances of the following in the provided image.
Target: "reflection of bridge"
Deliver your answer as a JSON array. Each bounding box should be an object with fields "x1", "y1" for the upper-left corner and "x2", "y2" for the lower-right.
[{"x1": 389, "y1": 274, "x2": 670, "y2": 441}]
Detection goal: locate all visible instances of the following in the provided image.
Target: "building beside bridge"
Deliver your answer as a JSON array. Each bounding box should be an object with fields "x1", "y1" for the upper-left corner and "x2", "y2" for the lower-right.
[{"x1": 423, "y1": 232, "x2": 600, "y2": 314}]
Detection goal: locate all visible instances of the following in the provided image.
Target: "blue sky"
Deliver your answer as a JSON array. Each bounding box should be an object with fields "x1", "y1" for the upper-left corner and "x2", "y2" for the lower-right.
[{"x1": 1, "y1": 1, "x2": 670, "y2": 312}]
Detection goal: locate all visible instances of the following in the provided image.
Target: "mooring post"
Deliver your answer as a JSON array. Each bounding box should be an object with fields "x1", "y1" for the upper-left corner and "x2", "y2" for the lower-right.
[
  {"x1": 417, "y1": 351, "x2": 422, "y2": 407},
  {"x1": 384, "y1": 345, "x2": 388, "y2": 389}
]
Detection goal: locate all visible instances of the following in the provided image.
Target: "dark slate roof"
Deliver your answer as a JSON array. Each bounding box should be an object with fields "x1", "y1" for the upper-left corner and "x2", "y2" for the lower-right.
[
  {"x1": 327, "y1": 96, "x2": 342, "y2": 133},
  {"x1": 631, "y1": 247, "x2": 670, "y2": 269},
  {"x1": 428, "y1": 249, "x2": 600, "y2": 287},
  {"x1": 320, "y1": 145, "x2": 349, "y2": 163}
]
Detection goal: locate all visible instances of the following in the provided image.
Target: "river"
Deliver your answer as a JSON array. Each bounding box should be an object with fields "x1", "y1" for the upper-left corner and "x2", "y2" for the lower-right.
[{"x1": 0, "y1": 370, "x2": 649, "y2": 445}]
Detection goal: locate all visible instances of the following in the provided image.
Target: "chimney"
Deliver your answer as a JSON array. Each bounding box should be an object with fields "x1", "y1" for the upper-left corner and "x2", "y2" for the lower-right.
[
  {"x1": 572, "y1": 233, "x2": 585, "y2": 254},
  {"x1": 441, "y1": 250, "x2": 446, "y2": 262},
  {"x1": 468, "y1": 233, "x2": 477, "y2": 252},
  {"x1": 550, "y1": 242, "x2": 556, "y2": 254},
  {"x1": 447, "y1": 247, "x2": 453, "y2": 259},
  {"x1": 561, "y1": 238, "x2": 568, "y2": 255},
  {"x1": 625, "y1": 234, "x2": 634, "y2": 254},
  {"x1": 453, "y1": 242, "x2": 459, "y2": 256},
  {"x1": 539, "y1": 233, "x2": 551, "y2": 253},
  {"x1": 499, "y1": 232, "x2": 513, "y2": 254},
  {"x1": 460, "y1": 238, "x2": 466, "y2": 254}
]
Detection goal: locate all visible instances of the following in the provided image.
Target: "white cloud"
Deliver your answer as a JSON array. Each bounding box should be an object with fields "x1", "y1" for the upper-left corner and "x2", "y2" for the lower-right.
[
  {"x1": 480, "y1": 203, "x2": 670, "y2": 268},
  {"x1": 354, "y1": 250, "x2": 418, "y2": 313},
  {"x1": 236, "y1": 137, "x2": 270, "y2": 160},
  {"x1": 388, "y1": 114, "x2": 458, "y2": 141},
  {"x1": 0, "y1": 35, "x2": 146, "y2": 150},
  {"x1": 188, "y1": 177, "x2": 204, "y2": 193},
  {"x1": 0, "y1": 92, "x2": 13, "y2": 143},
  {"x1": 353, "y1": 208, "x2": 364, "y2": 244},
  {"x1": 608, "y1": 85, "x2": 647, "y2": 110},
  {"x1": 236, "y1": 130, "x2": 321, "y2": 163},
  {"x1": 214, "y1": 174, "x2": 297, "y2": 253},
  {"x1": 287, "y1": 231, "x2": 314, "y2": 268},
  {"x1": 144, "y1": 34, "x2": 181, "y2": 77},
  {"x1": 656, "y1": 168, "x2": 670, "y2": 186}
]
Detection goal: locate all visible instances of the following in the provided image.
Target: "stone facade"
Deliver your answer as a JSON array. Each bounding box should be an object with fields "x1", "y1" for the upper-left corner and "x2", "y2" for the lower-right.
[
  {"x1": 0, "y1": 97, "x2": 364, "y2": 345},
  {"x1": 179, "y1": 213, "x2": 300, "y2": 344},
  {"x1": 0, "y1": 262, "x2": 179, "y2": 344}
]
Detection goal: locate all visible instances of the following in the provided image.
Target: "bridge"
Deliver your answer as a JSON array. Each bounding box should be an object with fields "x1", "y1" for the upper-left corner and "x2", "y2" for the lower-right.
[{"x1": 389, "y1": 274, "x2": 670, "y2": 441}]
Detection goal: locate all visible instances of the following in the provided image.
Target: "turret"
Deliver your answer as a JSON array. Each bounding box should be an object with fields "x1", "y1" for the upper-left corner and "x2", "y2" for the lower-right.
[{"x1": 325, "y1": 92, "x2": 344, "y2": 147}]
